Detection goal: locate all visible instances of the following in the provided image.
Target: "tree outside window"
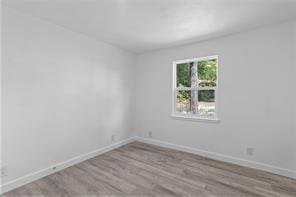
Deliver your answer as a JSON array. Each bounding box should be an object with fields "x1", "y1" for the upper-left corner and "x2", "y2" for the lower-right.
[{"x1": 173, "y1": 56, "x2": 218, "y2": 120}]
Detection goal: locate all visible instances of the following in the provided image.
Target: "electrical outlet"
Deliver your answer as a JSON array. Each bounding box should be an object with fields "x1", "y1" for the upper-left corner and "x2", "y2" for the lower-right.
[
  {"x1": 148, "y1": 131, "x2": 152, "y2": 138},
  {"x1": 111, "y1": 135, "x2": 115, "y2": 142},
  {"x1": 246, "y1": 147, "x2": 254, "y2": 156},
  {"x1": 0, "y1": 165, "x2": 8, "y2": 177}
]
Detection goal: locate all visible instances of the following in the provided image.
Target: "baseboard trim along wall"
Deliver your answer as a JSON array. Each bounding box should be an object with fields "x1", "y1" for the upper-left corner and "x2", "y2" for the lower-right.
[
  {"x1": 136, "y1": 137, "x2": 296, "y2": 180},
  {"x1": 0, "y1": 137, "x2": 136, "y2": 195},
  {"x1": 1, "y1": 136, "x2": 295, "y2": 194}
]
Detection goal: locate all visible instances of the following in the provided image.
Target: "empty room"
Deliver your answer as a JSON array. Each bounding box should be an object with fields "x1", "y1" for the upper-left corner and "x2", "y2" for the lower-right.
[{"x1": 0, "y1": 0, "x2": 296, "y2": 196}]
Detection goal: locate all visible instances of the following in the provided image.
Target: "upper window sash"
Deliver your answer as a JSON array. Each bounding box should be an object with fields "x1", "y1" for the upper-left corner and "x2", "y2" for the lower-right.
[{"x1": 173, "y1": 55, "x2": 218, "y2": 88}]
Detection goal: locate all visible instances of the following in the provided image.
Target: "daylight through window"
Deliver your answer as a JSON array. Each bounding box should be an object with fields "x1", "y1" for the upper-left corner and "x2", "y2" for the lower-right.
[{"x1": 172, "y1": 56, "x2": 218, "y2": 120}]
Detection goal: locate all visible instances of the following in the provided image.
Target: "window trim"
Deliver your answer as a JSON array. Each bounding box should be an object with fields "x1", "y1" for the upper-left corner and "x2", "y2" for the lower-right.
[{"x1": 171, "y1": 55, "x2": 220, "y2": 122}]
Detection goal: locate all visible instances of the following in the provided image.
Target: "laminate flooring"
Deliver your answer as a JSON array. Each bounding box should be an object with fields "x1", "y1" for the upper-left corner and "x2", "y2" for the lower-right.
[{"x1": 3, "y1": 141, "x2": 296, "y2": 196}]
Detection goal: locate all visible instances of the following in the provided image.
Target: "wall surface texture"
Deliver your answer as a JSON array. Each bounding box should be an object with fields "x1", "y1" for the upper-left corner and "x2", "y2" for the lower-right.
[
  {"x1": 1, "y1": 6, "x2": 135, "y2": 184},
  {"x1": 134, "y1": 22, "x2": 296, "y2": 175},
  {"x1": 0, "y1": 3, "x2": 2, "y2": 189},
  {"x1": 293, "y1": 22, "x2": 296, "y2": 171}
]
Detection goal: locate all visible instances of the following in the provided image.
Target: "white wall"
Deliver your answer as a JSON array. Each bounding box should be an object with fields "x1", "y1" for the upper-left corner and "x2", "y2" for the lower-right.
[
  {"x1": 134, "y1": 22, "x2": 296, "y2": 174},
  {"x1": 0, "y1": 2, "x2": 3, "y2": 190},
  {"x1": 1, "y1": 6, "x2": 135, "y2": 184},
  {"x1": 293, "y1": 22, "x2": 296, "y2": 171}
]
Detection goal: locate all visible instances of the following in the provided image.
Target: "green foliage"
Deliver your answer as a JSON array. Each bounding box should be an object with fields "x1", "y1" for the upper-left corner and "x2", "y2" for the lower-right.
[
  {"x1": 176, "y1": 59, "x2": 217, "y2": 110},
  {"x1": 177, "y1": 63, "x2": 190, "y2": 87},
  {"x1": 176, "y1": 90, "x2": 191, "y2": 113},
  {"x1": 177, "y1": 59, "x2": 217, "y2": 88},
  {"x1": 198, "y1": 59, "x2": 217, "y2": 87},
  {"x1": 177, "y1": 90, "x2": 190, "y2": 104},
  {"x1": 198, "y1": 90, "x2": 215, "y2": 102}
]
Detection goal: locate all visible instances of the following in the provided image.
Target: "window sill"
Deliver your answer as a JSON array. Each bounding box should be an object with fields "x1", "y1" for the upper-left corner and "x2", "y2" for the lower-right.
[{"x1": 171, "y1": 114, "x2": 220, "y2": 123}]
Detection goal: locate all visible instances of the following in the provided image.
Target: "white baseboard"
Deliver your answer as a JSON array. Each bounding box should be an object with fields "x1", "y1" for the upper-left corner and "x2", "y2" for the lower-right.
[
  {"x1": 135, "y1": 137, "x2": 296, "y2": 180},
  {"x1": 1, "y1": 136, "x2": 295, "y2": 195},
  {"x1": 0, "y1": 137, "x2": 136, "y2": 195}
]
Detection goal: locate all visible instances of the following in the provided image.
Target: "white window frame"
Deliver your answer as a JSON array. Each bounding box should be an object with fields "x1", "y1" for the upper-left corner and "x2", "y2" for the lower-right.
[{"x1": 172, "y1": 55, "x2": 219, "y2": 122}]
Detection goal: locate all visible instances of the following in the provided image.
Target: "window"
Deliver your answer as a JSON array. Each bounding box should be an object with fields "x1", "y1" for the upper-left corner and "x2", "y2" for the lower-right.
[{"x1": 172, "y1": 56, "x2": 219, "y2": 121}]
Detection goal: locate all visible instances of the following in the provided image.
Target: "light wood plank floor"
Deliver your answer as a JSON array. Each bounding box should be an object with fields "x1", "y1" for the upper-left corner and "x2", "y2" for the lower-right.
[{"x1": 3, "y1": 141, "x2": 296, "y2": 196}]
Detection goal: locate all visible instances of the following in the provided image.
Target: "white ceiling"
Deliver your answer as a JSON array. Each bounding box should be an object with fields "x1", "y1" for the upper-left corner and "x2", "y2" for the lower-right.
[{"x1": 3, "y1": 0, "x2": 296, "y2": 53}]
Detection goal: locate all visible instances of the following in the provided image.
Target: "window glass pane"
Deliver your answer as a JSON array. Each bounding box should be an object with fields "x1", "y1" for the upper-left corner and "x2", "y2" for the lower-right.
[
  {"x1": 198, "y1": 90, "x2": 215, "y2": 116},
  {"x1": 198, "y1": 59, "x2": 217, "y2": 87},
  {"x1": 176, "y1": 90, "x2": 198, "y2": 114},
  {"x1": 176, "y1": 63, "x2": 197, "y2": 87}
]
